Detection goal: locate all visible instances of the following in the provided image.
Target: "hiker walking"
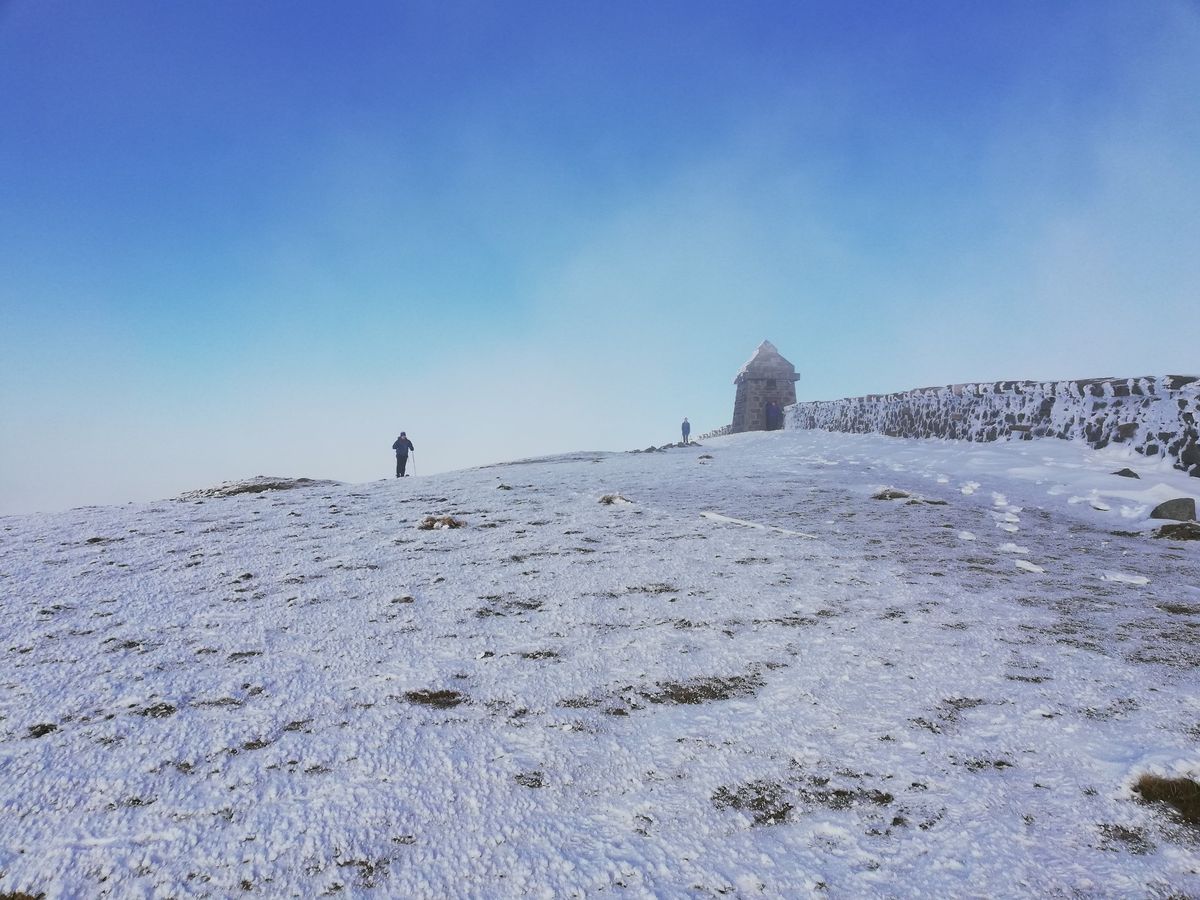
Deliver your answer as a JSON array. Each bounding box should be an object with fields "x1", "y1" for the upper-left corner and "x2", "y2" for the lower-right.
[
  {"x1": 681, "y1": 417, "x2": 691, "y2": 445},
  {"x1": 392, "y1": 432, "x2": 415, "y2": 477}
]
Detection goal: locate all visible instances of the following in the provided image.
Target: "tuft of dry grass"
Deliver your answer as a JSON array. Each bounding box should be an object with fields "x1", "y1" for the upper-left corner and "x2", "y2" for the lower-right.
[
  {"x1": 599, "y1": 494, "x2": 631, "y2": 505},
  {"x1": 417, "y1": 515, "x2": 466, "y2": 530},
  {"x1": 1133, "y1": 774, "x2": 1200, "y2": 824}
]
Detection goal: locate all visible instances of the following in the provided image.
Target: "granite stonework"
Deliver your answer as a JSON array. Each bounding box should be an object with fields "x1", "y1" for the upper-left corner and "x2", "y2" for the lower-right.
[
  {"x1": 731, "y1": 341, "x2": 801, "y2": 433},
  {"x1": 785, "y1": 375, "x2": 1200, "y2": 478}
]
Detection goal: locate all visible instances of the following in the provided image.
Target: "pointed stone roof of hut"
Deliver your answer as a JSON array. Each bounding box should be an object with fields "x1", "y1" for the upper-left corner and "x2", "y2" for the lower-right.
[{"x1": 734, "y1": 340, "x2": 799, "y2": 384}]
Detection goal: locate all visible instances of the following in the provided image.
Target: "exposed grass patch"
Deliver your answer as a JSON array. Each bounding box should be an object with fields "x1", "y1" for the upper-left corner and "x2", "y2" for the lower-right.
[
  {"x1": 558, "y1": 695, "x2": 600, "y2": 709},
  {"x1": 872, "y1": 488, "x2": 910, "y2": 500},
  {"x1": 643, "y1": 672, "x2": 763, "y2": 705},
  {"x1": 336, "y1": 857, "x2": 390, "y2": 889},
  {"x1": 195, "y1": 697, "x2": 242, "y2": 708},
  {"x1": 963, "y1": 758, "x2": 1013, "y2": 773},
  {"x1": 942, "y1": 697, "x2": 986, "y2": 712},
  {"x1": 403, "y1": 689, "x2": 467, "y2": 709},
  {"x1": 712, "y1": 779, "x2": 792, "y2": 826},
  {"x1": 26, "y1": 723, "x2": 57, "y2": 738},
  {"x1": 1097, "y1": 823, "x2": 1155, "y2": 854},
  {"x1": 136, "y1": 703, "x2": 177, "y2": 718},
  {"x1": 627, "y1": 583, "x2": 677, "y2": 595},
  {"x1": 798, "y1": 781, "x2": 894, "y2": 810},
  {"x1": 514, "y1": 771, "x2": 544, "y2": 788},
  {"x1": 1153, "y1": 522, "x2": 1200, "y2": 541},
  {"x1": 756, "y1": 615, "x2": 818, "y2": 627},
  {"x1": 599, "y1": 494, "x2": 632, "y2": 505},
  {"x1": 1132, "y1": 774, "x2": 1200, "y2": 825},
  {"x1": 1157, "y1": 602, "x2": 1199, "y2": 615}
]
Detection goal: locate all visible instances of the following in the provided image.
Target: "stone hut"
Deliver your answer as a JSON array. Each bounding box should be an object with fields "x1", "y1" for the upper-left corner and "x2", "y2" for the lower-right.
[{"x1": 731, "y1": 340, "x2": 800, "y2": 433}]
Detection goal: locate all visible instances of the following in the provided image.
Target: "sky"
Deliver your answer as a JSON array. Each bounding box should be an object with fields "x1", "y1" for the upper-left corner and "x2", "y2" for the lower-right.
[{"x1": 2, "y1": 0, "x2": 1198, "y2": 515}]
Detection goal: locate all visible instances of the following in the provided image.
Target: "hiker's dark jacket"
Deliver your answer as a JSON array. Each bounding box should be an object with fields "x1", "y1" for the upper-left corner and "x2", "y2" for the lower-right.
[{"x1": 392, "y1": 438, "x2": 414, "y2": 457}]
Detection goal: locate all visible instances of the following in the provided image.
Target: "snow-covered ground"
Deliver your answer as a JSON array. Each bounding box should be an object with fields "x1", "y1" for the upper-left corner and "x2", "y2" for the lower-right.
[{"x1": 1, "y1": 430, "x2": 1198, "y2": 898}]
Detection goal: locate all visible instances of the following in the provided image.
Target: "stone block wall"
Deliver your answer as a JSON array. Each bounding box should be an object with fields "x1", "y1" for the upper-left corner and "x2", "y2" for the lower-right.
[{"x1": 785, "y1": 375, "x2": 1200, "y2": 477}]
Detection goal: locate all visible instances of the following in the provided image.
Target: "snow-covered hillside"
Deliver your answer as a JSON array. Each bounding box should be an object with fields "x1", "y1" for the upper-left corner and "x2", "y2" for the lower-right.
[{"x1": 2, "y1": 431, "x2": 1198, "y2": 898}]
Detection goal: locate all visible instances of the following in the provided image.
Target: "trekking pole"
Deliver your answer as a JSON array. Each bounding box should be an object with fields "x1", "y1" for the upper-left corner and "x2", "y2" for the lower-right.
[{"x1": 410, "y1": 451, "x2": 415, "y2": 476}]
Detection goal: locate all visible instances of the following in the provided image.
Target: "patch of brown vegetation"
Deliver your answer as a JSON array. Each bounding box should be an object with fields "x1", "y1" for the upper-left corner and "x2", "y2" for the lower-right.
[
  {"x1": 1132, "y1": 774, "x2": 1200, "y2": 825},
  {"x1": 599, "y1": 494, "x2": 630, "y2": 505}
]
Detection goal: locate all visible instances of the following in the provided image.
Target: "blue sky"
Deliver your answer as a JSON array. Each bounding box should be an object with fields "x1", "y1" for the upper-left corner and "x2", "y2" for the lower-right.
[{"x1": 2, "y1": 1, "x2": 1198, "y2": 514}]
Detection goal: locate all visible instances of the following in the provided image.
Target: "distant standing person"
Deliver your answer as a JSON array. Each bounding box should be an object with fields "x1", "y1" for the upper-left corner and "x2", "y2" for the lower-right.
[
  {"x1": 392, "y1": 432, "x2": 415, "y2": 477},
  {"x1": 681, "y1": 417, "x2": 691, "y2": 445}
]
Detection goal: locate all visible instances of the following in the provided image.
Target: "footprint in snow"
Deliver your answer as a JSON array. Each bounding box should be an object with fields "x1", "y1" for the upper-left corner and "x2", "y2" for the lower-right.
[
  {"x1": 1014, "y1": 560, "x2": 1045, "y2": 574},
  {"x1": 961, "y1": 481, "x2": 980, "y2": 495},
  {"x1": 998, "y1": 542, "x2": 1030, "y2": 554},
  {"x1": 957, "y1": 532, "x2": 977, "y2": 542}
]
